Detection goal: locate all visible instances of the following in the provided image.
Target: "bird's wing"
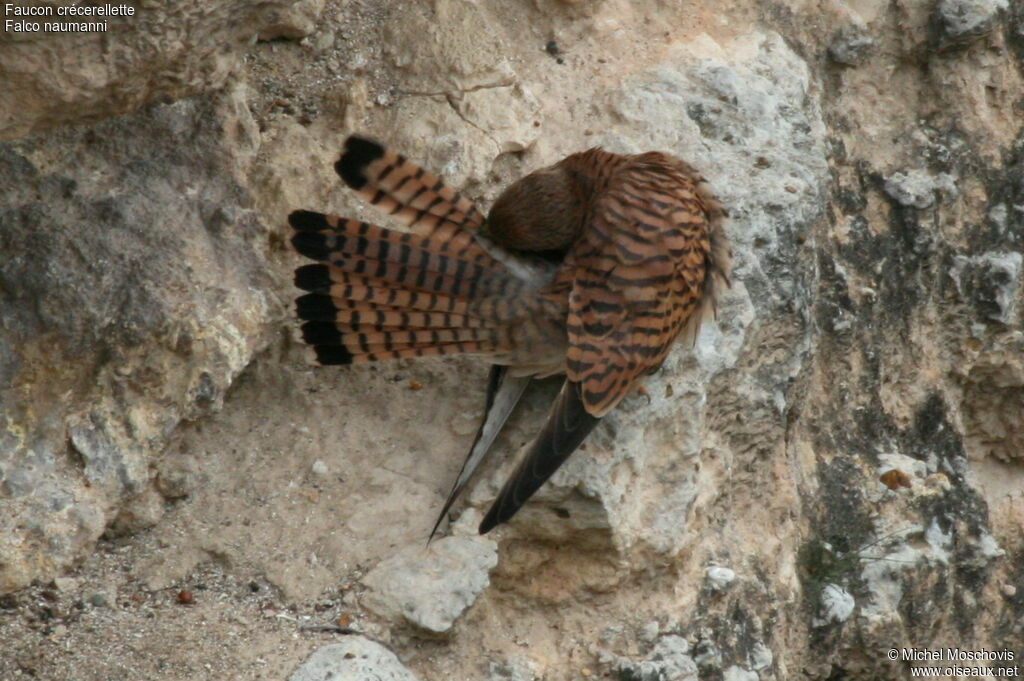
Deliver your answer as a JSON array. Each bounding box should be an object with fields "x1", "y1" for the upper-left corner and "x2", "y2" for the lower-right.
[
  {"x1": 430, "y1": 365, "x2": 531, "y2": 541},
  {"x1": 478, "y1": 158, "x2": 715, "y2": 533},
  {"x1": 566, "y1": 157, "x2": 713, "y2": 417},
  {"x1": 478, "y1": 379, "x2": 600, "y2": 534}
]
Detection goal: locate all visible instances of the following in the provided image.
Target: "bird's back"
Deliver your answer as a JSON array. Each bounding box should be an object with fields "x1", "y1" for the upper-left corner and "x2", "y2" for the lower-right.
[{"x1": 552, "y1": 149, "x2": 730, "y2": 417}]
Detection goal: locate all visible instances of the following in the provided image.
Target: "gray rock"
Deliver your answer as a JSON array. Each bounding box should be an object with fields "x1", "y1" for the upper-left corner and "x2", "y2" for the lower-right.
[
  {"x1": 952, "y1": 252, "x2": 1023, "y2": 324},
  {"x1": 722, "y1": 667, "x2": 759, "y2": 681},
  {"x1": 883, "y1": 169, "x2": 958, "y2": 208},
  {"x1": 155, "y1": 455, "x2": 201, "y2": 499},
  {"x1": 814, "y1": 583, "x2": 855, "y2": 627},
  {"x1": 361, "y1": 536, "x2": 498, "y2": 634},
  {"x1": 829, "y1": 26, "x2": 876, "y2": 66},
  {"x1": 705, "y1": 566, "x2": 736, "y2": 592},
  {"x1": 52, "y1": 577, "x2": 78, "y2": 593},
  {"x1": 0, "y1": 87, "x2": 275, "y2": 594},
  {"x1": 106, "y1": 486, "x2": 166, "y2": 537},
  {"x1": 485, "y1": 659, "x2": 538, "y2": 681},
  {"x1": 0, "y1": 0, "x2": 319, "y2": 140},
  {"x1": 749, "y1": 642, "x2": 773, "y2": 671},
  {"x1": 615, "y1": 635, "x2": 699, "y2": 681},
  {"x1": 257, "y1": 0, "x2": 325, "y2": 41},
  {"x1": 936, "y1": 0, "x2": 1008, "y2": 42},
  {"x1": 290, "y1": 638, "x2": 419, "y2": 681}
]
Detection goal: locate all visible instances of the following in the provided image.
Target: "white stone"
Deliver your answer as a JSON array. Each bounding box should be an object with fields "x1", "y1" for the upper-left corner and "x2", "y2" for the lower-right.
[
  {"x1": 749, "y1": 642, "x2": 773, "y2": 671},
  {"x1": 883, "y1": 169, "x2": 958, "y2": 209},
  {"x1": 362, "y1": 535, "x2": 497, "y2": 634},
  {"x1": 290, "y1": 638, "x2": 419, "y2": 681},
  {"x1": 937, "y1": 0, "x2": 1008, "y2": 39},
  {"x1": 815, "y1": 583, "x2": 855, "y2": 626},
  {"x1": 723, "y1": 665, "x2": 759, "y2": 681},
  {"x1": 706, "y1": 566, "x2": 737, "y2": 591}
]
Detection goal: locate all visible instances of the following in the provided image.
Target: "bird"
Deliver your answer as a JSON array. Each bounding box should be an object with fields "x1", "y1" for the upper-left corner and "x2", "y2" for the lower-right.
[{"x1": 289, "y1": 135, "x2": 731, "y2": 536}]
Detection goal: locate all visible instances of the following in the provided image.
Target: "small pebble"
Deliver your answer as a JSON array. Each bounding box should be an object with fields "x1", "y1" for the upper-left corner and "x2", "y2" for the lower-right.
[
  {"x1": 1003, "y1": 583, "x2": 1017, "y2": 598},
  {"x1": 177, "y1": 590, "x2": 194, "y2": 605},
  {"x1": 337, "y1": 612, "x2": 354, "y2": 627},
  {"x1": 53, "y1": 577, "x2": 78, "y2": 593},
  {"x1": 706, "y1": 566, "x2": 737, "y2": 591},
  {"x1": 88, "y1": 593, "x2": 108, "y2": 608},
  {"x1": 311, "y1": 460, "x2": 329, "y2": 475},
  {"x1": 409, "y1": 380, "x2": 423, "y2": 391}
]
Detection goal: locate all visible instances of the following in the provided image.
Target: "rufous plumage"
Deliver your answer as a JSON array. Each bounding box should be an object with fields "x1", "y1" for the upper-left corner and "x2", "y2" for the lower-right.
[{"x1": 289, "y1": 135, "x2": 731, "y2": 535}]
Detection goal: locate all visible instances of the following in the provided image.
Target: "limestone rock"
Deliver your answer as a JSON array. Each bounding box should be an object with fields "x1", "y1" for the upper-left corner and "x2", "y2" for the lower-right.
[
  {"x1": 361, "y1": 535, "x2": 498, "y2": 634},
  {"x1": 257, "y1": 0, "x2": 325, "y2": 41},
  {"x1": 952, "y1": 252, "x2": 1022, "y2": 324},
  {"x1": 935, "y1": 0, "x2": 1008, "y2": 44},
  {"x1": 0, "y1": 85, "x2": 276, "y2": 593},
  {"x1": 883, "y1": 169, "x2": 958, "y2": 209},
  {"x1": 829, "y1": 26, "x2": 876, "y2": 66},
  {"x1": 613, "y1": 635, "x2": 699, "y2": 681},
  {"x1": 0, "y1": 0, "x2": 319, "y2": 141},
  {"x1": 290, "y1": 638, "x2": 419, "y2": 681},
  {"x1": 815, "y1": 583, "x2": 856, "y2": 627}
]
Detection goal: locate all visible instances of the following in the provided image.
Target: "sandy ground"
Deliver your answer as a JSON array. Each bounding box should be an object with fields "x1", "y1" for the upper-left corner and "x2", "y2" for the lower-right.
[{"x1": 0, "y1": 343, "x2": 521, "y2": 680}]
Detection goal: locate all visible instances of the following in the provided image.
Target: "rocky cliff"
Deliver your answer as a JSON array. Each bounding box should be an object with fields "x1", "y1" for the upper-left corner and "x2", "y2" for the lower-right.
[{"x1": 0, "y1": 1, "x2": 1021, "y2": 679}]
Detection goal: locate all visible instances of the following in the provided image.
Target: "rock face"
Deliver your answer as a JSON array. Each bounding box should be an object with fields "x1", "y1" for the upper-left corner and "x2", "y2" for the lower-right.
[
  {"x1": 0, "y1": 0, "x2": 323, "y2": 140},
  {"x1": 1, "y1": 1, "x2": 1023, "y2": 680},
  {"x1": 0, "y1": 86, "x2": 279, "y2": 593}
]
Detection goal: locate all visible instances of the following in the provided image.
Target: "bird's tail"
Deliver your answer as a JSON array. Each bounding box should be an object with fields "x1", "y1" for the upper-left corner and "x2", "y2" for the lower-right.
[
  {"x1": 289, "y1": 210, "x2": 544, "y2": 365},
  {"x1": 333, "y1": 135, "x2": 485, "y2": 238},
  {"x1": 290, "y1": 136, "x2": 559, "y2": 366}
]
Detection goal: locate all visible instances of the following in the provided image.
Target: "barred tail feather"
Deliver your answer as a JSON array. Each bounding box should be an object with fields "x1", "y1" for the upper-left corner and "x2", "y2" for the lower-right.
[
  {"x1": 289, "y1": 212, "x2": 522, "y2": 299},
  {"x1": 334, "y1": 135, "x2": 485, "y2": 236},
  {"x1": 296, "y1": 297, "x2": 499, "y2": 330},
  {"x1": 312, "y1": 340, "x2": 510, "y2": 366},
  {"x1": 294, "y1": 265, "x2": 476, "y2": 316},
  {"x1": 290, "y1": 210, "x2": 492, "y2": 270}
]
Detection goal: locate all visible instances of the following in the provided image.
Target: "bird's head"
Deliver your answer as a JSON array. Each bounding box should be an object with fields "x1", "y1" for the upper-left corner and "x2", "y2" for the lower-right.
[{"x1": 484, "y1": 160, "x2": 588, "y2": 255}]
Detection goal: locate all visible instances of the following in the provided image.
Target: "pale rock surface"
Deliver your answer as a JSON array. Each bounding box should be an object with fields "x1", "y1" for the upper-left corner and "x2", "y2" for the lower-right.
[
  {"x1": 0, "y1": 84, "x2": 276, "y2": 593},
  {"x1": 0, "y1": 0, "x2": 322, "y2": 140},
  {"x1": 883, "y1": 169, "x2": 959, "y2": 209},
  {"x1": 722, "y1": 666, "x2": 759, "y2": 681},
  {"x1": 612, "y1": 635, "x2": 699, "y2": 681},
  {"x1": 828, "y1": 25, "x2": 875, "y2": 65},
  {"x1": 705, "y1": 566, "x2": 736, "y2": 592},
  {"x1": 0, "y1": 1, "x2": 1022, "y2": 680},
  {"x1": 361, "y1": 535, "x2": 498, "y2": 634},
  {"x1": 936, "y1": 0, "x2": 1009, "y2": 42},
  {"x1": 290, "y1": 638, "x2": 420, "y2": 681},
  {"x1": 952, "y1": 251, "x2": 1022, "y2": 324},
  {"x1": 815, "y1": 583, "x2": 856, "y2": 627}
]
